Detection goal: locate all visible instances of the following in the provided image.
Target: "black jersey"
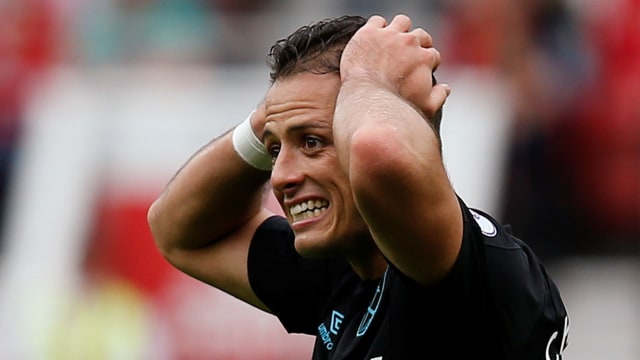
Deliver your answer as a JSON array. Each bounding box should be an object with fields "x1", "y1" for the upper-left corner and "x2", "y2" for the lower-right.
[{"x1": 247, "y1": 199, "x2": 569, "y2": 359}]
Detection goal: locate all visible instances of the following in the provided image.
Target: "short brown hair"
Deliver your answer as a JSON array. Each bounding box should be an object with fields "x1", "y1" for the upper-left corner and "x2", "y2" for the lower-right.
[{"x1": 267, "y1": 15, "x2": 443, "y2": 145}]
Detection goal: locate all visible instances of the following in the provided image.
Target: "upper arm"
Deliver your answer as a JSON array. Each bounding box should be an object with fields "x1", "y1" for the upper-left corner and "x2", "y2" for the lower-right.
[
  {"x1": 155, "y1": 207, "x2": 275, "y2": 312},
  {"x1": 146, "y1": 129, "x2": 279, "y2": 312},
  {"x1": 348, "y1": 117, "x2": 462, "y2": 286}
]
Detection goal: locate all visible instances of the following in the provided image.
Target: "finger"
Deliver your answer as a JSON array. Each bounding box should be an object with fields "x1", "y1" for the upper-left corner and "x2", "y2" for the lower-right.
[
  {"x1": 411, "y1": 28, "x2": 433, "y2": 48},
  {"x1": 387, "y1": 14, "x2": 412, "y2": 32},
  {"x1": 422, "y1": 47, "x2": 442, "y2": 72},
  {"x1": 424, "y1": 83, "x2": 451, "y2": 117},
  {"x1": 366, "y1": 15, "x2": 388, "y2": 28}
]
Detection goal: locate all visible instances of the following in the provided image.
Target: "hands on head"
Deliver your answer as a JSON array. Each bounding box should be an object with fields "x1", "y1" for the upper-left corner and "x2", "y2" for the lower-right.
[{"x1": 340, "y1": 14, "x2": 450, "y2": 120}]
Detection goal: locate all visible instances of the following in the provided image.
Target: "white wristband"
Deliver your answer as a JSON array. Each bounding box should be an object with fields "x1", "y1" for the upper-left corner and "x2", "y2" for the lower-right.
[{"x1": 232, "y1": 111, "x2": 272, "y2": 171}]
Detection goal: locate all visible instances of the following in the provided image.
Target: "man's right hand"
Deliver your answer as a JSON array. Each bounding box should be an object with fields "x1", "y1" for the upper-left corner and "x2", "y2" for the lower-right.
[{"x1": 340, "y1": 14, "x2": 450, "y2": 119}]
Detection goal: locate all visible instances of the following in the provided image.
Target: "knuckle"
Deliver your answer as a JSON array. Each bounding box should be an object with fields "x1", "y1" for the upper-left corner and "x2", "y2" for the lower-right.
[
  {"x1": 394, "y1": 14, "x2": 410, "y2": 22},
  {"x1": 423, "y1": 48, "x2": 441, "y2": 66}
]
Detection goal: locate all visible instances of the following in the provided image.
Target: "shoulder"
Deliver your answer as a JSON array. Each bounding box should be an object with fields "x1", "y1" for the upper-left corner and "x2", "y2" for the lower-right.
[
  {"x1": 247, "y1": 216, "x2": 352, "y2": 334},
  {"x1": 464, "y1": 206, "x2": 550, "y2": 299},
  {"x1": 252, "y1": 215, "x2": 294, "y2": 238},
  {"x1": 248, "y1": 215, "x2": 296, "y2": 265},
  {"x1": 463, "y1": 205, "x2": 569, "y2": 357}
]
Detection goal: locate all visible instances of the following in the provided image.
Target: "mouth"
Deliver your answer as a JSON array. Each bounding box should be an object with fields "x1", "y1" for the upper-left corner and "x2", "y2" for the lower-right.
[{"x1": 289, "y1": 199, "x2": 329, "y2": 222}]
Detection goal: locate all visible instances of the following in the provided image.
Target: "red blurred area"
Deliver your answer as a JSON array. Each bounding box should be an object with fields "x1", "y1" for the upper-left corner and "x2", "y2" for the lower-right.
[
  {"x1": 0, "y1": 0, "x2": 58, "y2": 137},
  {"x1": 81, "y1": 190, "x2": 312, "y2": 359},
  {"x1": 562, "y1": 0, "x2": 640, "y2": 240},
  {"x1": 443, "y1": 0, "x2": 640, "y2": 255},
  {"x1": 82, "y1": 194, "x2": 175, "y2": 297}
]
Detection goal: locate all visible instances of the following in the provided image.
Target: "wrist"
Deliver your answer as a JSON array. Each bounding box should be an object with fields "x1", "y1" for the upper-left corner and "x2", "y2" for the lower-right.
[{"x1": 232, "y1": 110, "x2": 272, "y2": 171}]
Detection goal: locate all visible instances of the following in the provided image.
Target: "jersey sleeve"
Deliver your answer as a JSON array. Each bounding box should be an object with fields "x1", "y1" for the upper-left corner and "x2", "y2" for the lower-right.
[
  {"x1": 247, "y1": 216, "x2": 351, "y2": 335},
  {"x1": 463, "y1": 205, "x2": 569, "y2": 359}
]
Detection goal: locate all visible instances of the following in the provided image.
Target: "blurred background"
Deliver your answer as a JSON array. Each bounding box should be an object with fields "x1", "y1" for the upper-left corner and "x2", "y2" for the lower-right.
[{"x1": 0, "y1": 0, "x2": 637, "y2": 359}]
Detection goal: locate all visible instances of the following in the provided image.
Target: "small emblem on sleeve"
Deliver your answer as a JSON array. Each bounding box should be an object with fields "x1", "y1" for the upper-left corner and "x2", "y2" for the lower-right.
[{"x1": 469, "y1": 209, "x2": 497, "y2": 237}]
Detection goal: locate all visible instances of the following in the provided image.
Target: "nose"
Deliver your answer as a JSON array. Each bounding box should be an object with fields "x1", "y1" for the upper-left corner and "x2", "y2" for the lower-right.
[{"x1": 270, "y1": 147, "x2": 304, "y2": 194}]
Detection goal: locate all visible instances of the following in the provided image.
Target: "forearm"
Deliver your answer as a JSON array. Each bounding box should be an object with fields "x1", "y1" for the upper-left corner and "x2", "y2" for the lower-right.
[
  {"x1": 334, "y1": 78, "x2": 461, "y2": 283},
  {"x1": 148, "y1": 130, "x2": 271, "y2": 254},
  {"x1": 334, "y1": 79, "x2": 441, "y2": 179}
]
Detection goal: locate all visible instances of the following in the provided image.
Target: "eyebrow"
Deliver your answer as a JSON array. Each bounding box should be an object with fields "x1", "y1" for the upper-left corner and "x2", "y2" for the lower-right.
[{"x1": 262, "y1": 122, "x2": 331, "y2": 141}]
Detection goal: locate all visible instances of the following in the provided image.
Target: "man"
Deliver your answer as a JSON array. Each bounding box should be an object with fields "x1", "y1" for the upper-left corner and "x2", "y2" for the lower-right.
[{"x1": 147, "y1": 14, "x2": 569, "y2": 359}]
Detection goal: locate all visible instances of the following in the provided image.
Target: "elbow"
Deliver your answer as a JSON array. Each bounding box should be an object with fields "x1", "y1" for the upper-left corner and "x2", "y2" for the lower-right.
[
  {"x1": 350, "y1": 126, "x2": 399, "y2": 166},
  {"x1": 348, "y1": 123, "x2": 441, "y2": 207},
  {"x1": 348, "y1": 126, "x2": 409, "y2": 190}
]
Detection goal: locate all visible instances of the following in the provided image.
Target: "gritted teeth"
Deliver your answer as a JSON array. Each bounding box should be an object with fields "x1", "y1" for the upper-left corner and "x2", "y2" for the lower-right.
[{"x1": 289, "y1": 199, "x2": 329, "y2": 219}]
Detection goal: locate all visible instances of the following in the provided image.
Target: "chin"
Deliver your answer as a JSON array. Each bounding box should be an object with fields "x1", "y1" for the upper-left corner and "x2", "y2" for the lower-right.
[
  {"x1": 293, "y1": 234, "x2": 339, "y2": 259},
  {"x1": 294, "y1": 232, "x2": 344, "y2": 259},
  {"x1": 294, "y1": 239, "x2": 325, "y2": 259}
]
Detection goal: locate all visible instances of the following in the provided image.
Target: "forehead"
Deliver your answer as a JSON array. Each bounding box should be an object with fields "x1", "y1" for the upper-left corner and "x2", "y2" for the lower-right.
[{"x1": 264, "y1": 72, "x2": 341, "y2": 127}]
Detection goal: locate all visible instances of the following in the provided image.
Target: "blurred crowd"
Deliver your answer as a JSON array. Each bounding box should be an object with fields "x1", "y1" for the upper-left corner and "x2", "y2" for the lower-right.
[
  {"x1": 0, "y1": 0, "x2": 637, "y2": 357},
  {"x1": 2, "y1": 0, "x2": 637, "y2": 258},
  {"x1": 0, "y1": 1, "x2": 56, "y2": 253},
  {"x1": 483, "y1": 0, "x2": 640, "y2": 259}
]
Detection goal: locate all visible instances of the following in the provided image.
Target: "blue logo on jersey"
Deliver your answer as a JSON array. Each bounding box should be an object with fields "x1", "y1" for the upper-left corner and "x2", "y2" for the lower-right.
[
  {"x1": 318, "y1": 310, "x2": 345, "y2": 350},
  {"x1": 318, "y1": 323, "x2": 334, "y2": 350},
  {"x1": 357, "y1": 268, "x2": 388, "y2": 337},
  {"x1": 330, "y1": 310, "x2": 344, "y2": 335}
]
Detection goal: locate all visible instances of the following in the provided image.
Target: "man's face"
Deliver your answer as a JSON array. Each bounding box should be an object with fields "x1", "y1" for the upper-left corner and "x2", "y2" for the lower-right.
[{"x1": 263, "y1": 72, "x2": 369, "y2": 258}]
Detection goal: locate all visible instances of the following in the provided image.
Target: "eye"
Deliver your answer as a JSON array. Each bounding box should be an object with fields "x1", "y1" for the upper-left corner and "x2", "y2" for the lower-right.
[
  {"x1": 303, "y1": 136, "x2": 323, "y2": 150},
  {"x1": 267, "y1": 143, "x2": 281, "y2": 159}
]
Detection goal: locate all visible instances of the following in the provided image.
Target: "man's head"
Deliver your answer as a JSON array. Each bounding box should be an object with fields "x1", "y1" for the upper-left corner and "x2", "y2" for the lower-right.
[
  {"x1": 267, "y1": 15, "x2": 443, "y2": 137},
  {"x1": 263, "y1": 72, "x2": 369, "y2": 258},
  {"x1": 261, "y1": 16, "x2": 444, "y2": 259}
]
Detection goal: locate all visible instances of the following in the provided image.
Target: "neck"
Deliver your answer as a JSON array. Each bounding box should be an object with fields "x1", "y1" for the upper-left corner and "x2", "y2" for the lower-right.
[{"x1": 347, "y1": 246, "x2": 388, "y2": 280}]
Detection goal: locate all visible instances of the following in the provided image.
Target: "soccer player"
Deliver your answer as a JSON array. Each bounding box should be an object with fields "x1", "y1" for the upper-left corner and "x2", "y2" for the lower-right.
[{"x1": 147, "y1": 14, "x2": 569, "y2": 359}]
